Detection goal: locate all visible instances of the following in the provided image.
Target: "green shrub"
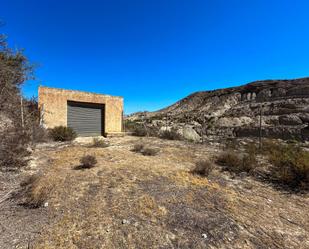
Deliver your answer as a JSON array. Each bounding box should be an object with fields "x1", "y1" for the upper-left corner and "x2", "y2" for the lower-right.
[
  {"x1": 49, "y1": 126, "x2": 77, "y2": 142},
  {"x1": 267, "y1": 144, "x2": 309, "y2": 188},
  {"x1": 79, "y1": 155, "x2": 97, "y2": 169},
  {"x1": 159, "y1": 129, "x2": 182, "y2": 140},
  {"x1": 217, "y1": 150, "x2": 257, "y2": 174},
  {"x1": 191, "y1": 159, "x2": 214, "y2": 176}
]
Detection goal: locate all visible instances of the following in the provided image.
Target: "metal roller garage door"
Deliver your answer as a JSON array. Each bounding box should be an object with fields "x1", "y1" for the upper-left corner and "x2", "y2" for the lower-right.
[{"x1": 67, "y1": 101, "x2": 104, "y2": 136}]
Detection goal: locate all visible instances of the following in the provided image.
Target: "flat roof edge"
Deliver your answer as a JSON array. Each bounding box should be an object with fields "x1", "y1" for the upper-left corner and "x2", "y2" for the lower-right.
[{"x1": 39, "y1": 86, "x2": 123, "y2": 99}]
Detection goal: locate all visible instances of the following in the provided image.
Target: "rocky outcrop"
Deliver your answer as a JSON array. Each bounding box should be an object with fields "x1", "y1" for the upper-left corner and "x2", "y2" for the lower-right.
[
  {"x1": 279, "y1": 115, "x2": 303, "y2": 126},
  {"x1": 128, "y1": 77, "x2": 309, "y2": 141}
]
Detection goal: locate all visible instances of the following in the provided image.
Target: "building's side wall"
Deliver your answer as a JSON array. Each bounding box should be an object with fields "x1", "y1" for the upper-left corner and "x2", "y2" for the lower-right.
[{"x1": 38, "y1": 87, "x2": 123, "y2": 135}]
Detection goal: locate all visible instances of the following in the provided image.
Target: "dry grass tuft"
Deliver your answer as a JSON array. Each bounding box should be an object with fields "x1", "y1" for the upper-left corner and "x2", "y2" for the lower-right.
[
  {"x1": 172, "y1": 171, "x2": 221, "y2": 189},
  {"x1": 137, "y1": 195, "x2": 167, "y2": 218},
  {"x1": 78, "y1": 155, "x2": 97, "y2": 169},
  {"x1": 217, "y1": 150, "x2": 257, "y2": 174},
  {"x1": 20, "y1": 173, "x2": 53, "y2": 208},
  {"x1": 266, "y1": 143, "x2": 309, "y2": 188},
  {"x1": 131, "y1": 143, "x2": 158, "y2": 156},
  {"x1": 131, "y1": 143, "x2": 144, "y2": 152},
  {"x1": 159, "y1": 129, "x2": 182, "y2": 140},
  {"x1": 91, "y1": 138, "x2": 109, "y2": 148},
  {"x1": 141, "y1": 147, "x2": 158, "y2": 156},
  {"x1": 191, "y1": 159, "x2": 214, "y2": 177}
]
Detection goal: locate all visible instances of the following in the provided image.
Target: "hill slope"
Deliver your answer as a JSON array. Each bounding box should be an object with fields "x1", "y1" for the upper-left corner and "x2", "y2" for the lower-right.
[{"x1": 128, "y1": 77, "x2": 309, "y2": 140}]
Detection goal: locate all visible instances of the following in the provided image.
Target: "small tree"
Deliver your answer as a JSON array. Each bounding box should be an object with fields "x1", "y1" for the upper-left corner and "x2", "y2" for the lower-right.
[
  {"x1": 49, "y1": 126, "x2": 77, "y2": 142},
  {"x1": 0, "y1": 33, "x2": 34, "y2": 170}
]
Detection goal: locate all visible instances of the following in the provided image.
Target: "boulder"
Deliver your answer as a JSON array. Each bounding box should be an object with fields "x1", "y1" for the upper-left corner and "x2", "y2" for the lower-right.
[
  {"x1": 74, "y1": 136, "x2": 106, "y2": 145},
  {"x1": 159, "y1": 126, "x2": 172, "y2": 133},
  {"x1": 182, "y1": 126, "x2": 201, "y2": 142}
]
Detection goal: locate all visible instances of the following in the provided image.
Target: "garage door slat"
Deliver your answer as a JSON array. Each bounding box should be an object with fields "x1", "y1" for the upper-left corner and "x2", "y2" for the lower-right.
[{"x1": 67, "y1": 102, "x2": 104, "y2": 136}]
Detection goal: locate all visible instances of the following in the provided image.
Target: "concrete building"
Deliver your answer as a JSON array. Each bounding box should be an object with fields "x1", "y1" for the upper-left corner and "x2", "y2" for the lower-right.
[{"x1": 38, "y1": 86, "x2": 123, "y2": 137}]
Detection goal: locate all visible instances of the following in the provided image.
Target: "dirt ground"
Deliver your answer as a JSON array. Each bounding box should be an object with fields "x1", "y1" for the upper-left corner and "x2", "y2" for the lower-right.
[{"x1": 0, "y1": 136, "x2": 308, "y2": 249}]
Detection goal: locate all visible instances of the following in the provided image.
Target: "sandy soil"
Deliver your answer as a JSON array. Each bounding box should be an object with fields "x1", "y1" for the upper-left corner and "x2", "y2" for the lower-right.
[{"x1": 0, "y1": 136, "x2": 308, "y2": 249}]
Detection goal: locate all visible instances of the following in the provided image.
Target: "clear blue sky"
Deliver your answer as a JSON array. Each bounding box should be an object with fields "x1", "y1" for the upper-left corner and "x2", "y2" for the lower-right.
[{"x1": 1, "y1": 0, "x2": 309, "y2": 114}]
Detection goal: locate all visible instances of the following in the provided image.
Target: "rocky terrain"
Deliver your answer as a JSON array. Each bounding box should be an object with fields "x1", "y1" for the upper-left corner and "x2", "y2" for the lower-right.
[{"x1": 128, "y1": 77, "x2": 309, "y2": 142}]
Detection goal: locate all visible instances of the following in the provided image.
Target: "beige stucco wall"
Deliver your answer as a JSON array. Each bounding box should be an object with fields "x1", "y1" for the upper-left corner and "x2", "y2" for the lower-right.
[{"x1": 38, "y1": 86, "x2": 123, "y2": 135}]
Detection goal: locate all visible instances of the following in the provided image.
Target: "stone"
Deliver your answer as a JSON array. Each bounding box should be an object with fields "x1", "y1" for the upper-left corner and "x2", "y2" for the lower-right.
[
  {"x1": 159, "y1": 126, "x2": 172, "y2": 133},
  {"x1": 122, "y1": 219, "x2": 130, "y2": 225},
  {"x1": 182, "y1": 126, "x2": 201, "y2": 142},
  {"x1": 74, "y1": 136, "x2": 106, "y2": 145},
  {"x1": 202, "y1": 233, "x2": 208, "y2": 239}
]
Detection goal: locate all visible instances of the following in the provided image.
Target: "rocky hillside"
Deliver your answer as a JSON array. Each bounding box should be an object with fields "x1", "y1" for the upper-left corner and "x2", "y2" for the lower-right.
[{"x1": 128, "y1": 77, "x2": 309, "y2": 141}]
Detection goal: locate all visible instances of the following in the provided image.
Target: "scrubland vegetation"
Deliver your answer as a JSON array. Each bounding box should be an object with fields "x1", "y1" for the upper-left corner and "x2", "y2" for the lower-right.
[
  {"x1": 1, "y1": 32, "x2": 308, "y2": 249},
  {"x1": 216, "y1": 139, "x2": 309, "y2": 190},
  {"x1": 2, "y1": 136, "x2": 306, "y2": 249}
]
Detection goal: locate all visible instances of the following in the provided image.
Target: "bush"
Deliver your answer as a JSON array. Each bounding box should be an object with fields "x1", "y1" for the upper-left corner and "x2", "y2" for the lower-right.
[
  {"x1": 191, "y1": 159, "x2": 214, "y2": 176},
  {"x1": 132, "y1": 143, "x2": 144, "y2": 152},
  {"x1": 132, "y1": 125, "x2": 148, "y2": 136},
  {"x1": 217, "y1": 150, "x2": 257, "y2": 174},
  {"x1": 224, "y1": 138, "x2": 239, "y2": 150},
  {"x1": 141, "y1": 147, "x2": 158, "y2": 156},
  {"x1": 260, "y1": 139, "x2": 280, "y2": 155},
  {"x1": 0, "y1": 129, "x2": 31, "y2": 170},
  {"x1": 131, "y1": 143, "x2": 158, "y2": 156},
  {"x1": 49, "y1": 126, "x2": 77, "y2": 142},
  {"x1": 267, "y1": 144, "x2": 309, "y2": 188},
  {"x1": 31, "y1": 125, "x2": 50, "y2": 143},
  {"x1": 91, "y1": 138, "x2": 109, "y2": 148},
  {"x1": 124, "y1": 120, "x2": 139, "y2": 131},
  {"x1": 79, "y1": 155, "x2": 97, "y2": 169},
  {"x1": 159, "y1": 129, "x2": 182, "y2": 140},
  {"x1": 20, "y1": 173, "x2": 51, "y2": 208}
]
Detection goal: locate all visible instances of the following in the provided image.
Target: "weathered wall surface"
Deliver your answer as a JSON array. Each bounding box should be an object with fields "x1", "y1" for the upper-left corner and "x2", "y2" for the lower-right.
[{"x1": 38, "y1": 86, "x2": 123, "y2": 135}]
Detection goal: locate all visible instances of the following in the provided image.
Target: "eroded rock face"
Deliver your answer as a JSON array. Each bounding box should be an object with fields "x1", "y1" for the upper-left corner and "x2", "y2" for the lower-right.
[
  {"x1": 279, "y1": 115, "x2": 303, "y2": 126},
  {"x1": 128, "y1": 77, "x2": 309, "y2": 141}
]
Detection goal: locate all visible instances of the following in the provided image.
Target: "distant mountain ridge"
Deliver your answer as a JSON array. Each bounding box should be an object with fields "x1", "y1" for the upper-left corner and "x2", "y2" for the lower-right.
[{"x1": 128, "y1": 77, "x2": 309, "y2": 141}]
